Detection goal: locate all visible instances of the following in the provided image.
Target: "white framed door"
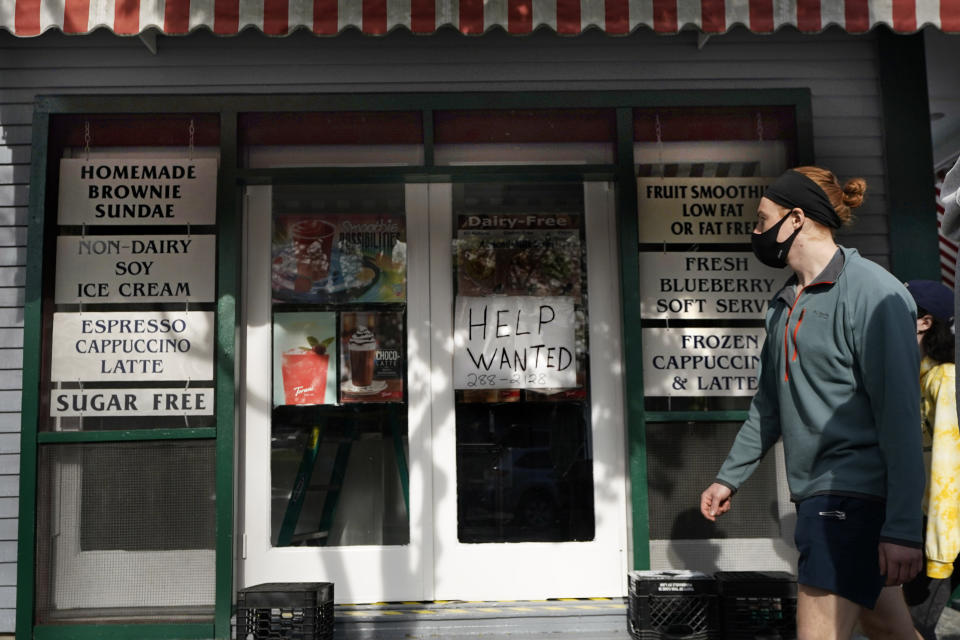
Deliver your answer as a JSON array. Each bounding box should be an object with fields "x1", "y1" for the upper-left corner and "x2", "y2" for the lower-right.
[
  {"x1": 240, "y1": 183, "x2": 435, "y2": 603},
  {"x1": 240, "y1": 180, "x2": 628, "y2": 603},
  {"x1": 427, "y1": 181, "x2": 629, "y2": 600}
]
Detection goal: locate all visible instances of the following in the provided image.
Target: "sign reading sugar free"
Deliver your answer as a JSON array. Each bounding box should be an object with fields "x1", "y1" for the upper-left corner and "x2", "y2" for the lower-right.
[
  {"x1": 55, "y1": 235, "x2": 216, "y2": 304},
  {"x1": 51, "y1": 311, "x2": 214, "y2": 382},
  {"x1": 642, "y1": 327, "x2": 765, "y2": 397},
  {"x1": 637, "y1": 177, "x2": 773, "y2": 243},
  {"x1": 454, "y1": 296, "x2": 576, "y2": 389},
  {"x1": 58, "y1": 158, "x2": 217, "y2": 226},
  {"x1": 50, "y1": 388, "x2": 215, "y2": 417}
]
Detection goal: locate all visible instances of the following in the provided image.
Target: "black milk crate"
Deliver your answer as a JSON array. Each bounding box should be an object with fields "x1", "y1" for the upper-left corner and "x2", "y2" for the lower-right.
[
  {"x1": 715, "y1": 571, "x2": 797, "y2": 640},
  {"x1": 236, "y1": 582, "x2": 334, "y2": 640},
  {"x1": 628, "y1": 570, "x2": 719, "y2": 640}
]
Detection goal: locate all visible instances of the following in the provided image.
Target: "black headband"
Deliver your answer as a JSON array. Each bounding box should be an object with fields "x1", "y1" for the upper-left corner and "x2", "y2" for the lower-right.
[{"x1": 763, "y1": 170, "x2": 842, "y2": 229}]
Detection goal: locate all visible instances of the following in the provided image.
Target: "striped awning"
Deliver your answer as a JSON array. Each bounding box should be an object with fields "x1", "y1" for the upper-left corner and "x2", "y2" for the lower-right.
[{"x1": 4, "y1": 0, "x2": 960, "y2": 37}]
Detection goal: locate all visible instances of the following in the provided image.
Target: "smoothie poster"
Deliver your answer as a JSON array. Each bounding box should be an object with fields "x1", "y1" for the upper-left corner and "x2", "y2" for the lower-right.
[
  {"x1": 273, "y1": 312, "x2": 338, "y2": 406},
  {"x1": 272, "y1": 213, "x2": 406, "y2": 304},
  {"x1": 340, "y1": 311, "x2": 404, "y2": 404},
  {"x1": 455, "y1": 213, "x2": 581, "y2": 298}
]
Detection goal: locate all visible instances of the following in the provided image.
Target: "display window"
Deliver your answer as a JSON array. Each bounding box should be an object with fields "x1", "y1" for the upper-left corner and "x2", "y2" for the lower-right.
[
  {"x1": 267, "y1": 183, "x2": 409, "y2": 547},
  {"x1": 633, "y1": 105, "x2": 798, "y2": 571},
  {"x1": 33, "y1": 113, "x2": 222, "y2": 624}
]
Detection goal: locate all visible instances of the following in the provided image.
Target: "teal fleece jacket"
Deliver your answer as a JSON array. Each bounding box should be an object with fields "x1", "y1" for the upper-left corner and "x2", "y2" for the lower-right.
[{"x1": 717, "y1": 246, "x2": 924, "y2": 547}]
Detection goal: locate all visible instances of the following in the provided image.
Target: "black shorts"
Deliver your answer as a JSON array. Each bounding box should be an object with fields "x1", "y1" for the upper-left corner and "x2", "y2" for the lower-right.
[{"x1": 794, "y1": 494, "x2": 887, "y2": 609}]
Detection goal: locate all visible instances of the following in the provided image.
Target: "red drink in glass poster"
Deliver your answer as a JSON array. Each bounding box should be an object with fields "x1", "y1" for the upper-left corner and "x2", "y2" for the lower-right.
[{"x1": 281, "y1": 349, "x2": 329, "y2": 405}]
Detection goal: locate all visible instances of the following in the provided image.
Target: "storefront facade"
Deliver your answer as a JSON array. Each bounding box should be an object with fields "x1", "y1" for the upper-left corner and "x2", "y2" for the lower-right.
[{"x1": 0, "y1": 3, "x2": 955, "y2": 638}]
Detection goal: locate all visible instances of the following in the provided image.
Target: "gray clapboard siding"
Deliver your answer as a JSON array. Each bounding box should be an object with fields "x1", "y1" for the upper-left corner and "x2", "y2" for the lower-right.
[{"x1": 0, "y1": 24, "x2": 895, "y2": 633}]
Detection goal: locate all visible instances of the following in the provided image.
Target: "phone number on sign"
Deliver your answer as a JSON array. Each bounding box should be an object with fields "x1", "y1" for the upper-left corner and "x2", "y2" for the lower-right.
[{"x1": 465, "y1": 372, "x2": 548, "y2": 387}]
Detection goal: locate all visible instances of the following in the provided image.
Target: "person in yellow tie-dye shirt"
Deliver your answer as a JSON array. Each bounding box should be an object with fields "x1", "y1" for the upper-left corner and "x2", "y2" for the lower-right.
[{"x1": 904, "y1": 279, "x2": 960, "y2": 640}]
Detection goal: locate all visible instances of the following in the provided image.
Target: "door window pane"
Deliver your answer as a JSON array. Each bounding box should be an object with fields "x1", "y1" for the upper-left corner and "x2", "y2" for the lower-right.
[
  {"x1": 451, "y1": 182, "x2": 595, "y2": 543},
  {"x1": 270, "y1": 184, "x2": 409, "y2": 547}
]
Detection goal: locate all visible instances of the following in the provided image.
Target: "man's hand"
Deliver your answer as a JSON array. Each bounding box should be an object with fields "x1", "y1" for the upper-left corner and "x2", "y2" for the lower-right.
[
  {"x1": 878, "y1": 542, "x2": 922, "y2": 586},
  {"x1": 700, "y1": 483, "x2": 733, "y2": 522}
]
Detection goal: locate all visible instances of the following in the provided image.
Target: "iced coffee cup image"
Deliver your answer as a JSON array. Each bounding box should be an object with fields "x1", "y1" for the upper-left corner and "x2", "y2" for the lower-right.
[
  {"x1": 290, "y1": 218, "x2": 335, "y2": 282},
  {"x1": 348, "y1": 326, "x2": 377, "y2": 389}
]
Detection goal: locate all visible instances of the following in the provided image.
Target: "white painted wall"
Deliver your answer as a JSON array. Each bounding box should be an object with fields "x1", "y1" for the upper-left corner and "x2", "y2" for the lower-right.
[{"x1": 0, "y1": 24, "x2": 890, "y2": 632}]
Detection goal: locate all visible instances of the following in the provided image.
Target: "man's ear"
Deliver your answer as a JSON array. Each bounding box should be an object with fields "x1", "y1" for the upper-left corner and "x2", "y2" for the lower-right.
[
  {"x1": 918, "y1": 314, "x2": 934, "y2": 333},
  {"x1": 791, "y1": 208, "x2": 805, "y2": 228}
]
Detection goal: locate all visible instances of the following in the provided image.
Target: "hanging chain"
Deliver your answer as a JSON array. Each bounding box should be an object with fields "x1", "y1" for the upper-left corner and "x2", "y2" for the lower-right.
[
  {"x1": 655, "y1": 113, "x2": 664, "y2": 178},
  {"x1": 188, "y1": 118, "x2": 196, "y2": 160},
  {"x1": 84, "y1": 120, "x2": 91, "y2": 161},
  {"x1": 756, "y1": 112, "x2": 764, "y2": 143}
]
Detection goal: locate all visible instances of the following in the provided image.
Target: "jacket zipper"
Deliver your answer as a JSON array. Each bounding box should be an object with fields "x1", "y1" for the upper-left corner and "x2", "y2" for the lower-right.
[{"x1": 783, "y1": 281, "x2": 832, "y2": 381}]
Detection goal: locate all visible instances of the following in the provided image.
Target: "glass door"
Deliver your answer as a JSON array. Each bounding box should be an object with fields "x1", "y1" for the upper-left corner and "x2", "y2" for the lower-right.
[
  {"x1": 241, "y1": 179, "x2": 628, "y2": 603},
  {"x1": 428, "y1": 181, "x2": 628, "y2": 600},
  {"x1": 241, "y1": 183, "x2": 435, "y2": 603}
]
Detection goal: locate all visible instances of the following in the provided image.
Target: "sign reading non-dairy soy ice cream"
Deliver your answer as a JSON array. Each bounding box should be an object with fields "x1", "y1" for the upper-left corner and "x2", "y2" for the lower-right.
[
  {"x1": 50, "y1": 311, "x2": 214, "y2": 382},
  {"x1": 637, "y1": 177, "x2": 773, "y2": 243},
  {"x1": 58, "y1": 158, "x2": 217, "y2": 226},
  {"x1": 642, "y1": 327, "x2": 765, "y2": 396},
  {"x1": 54, "y1": 235, "x2": 216, "y2": 304},
  {"x1": 639, "y1": 251, "x2": 785, "y2": 320},
  {"x1": 50, "y1": 388, "x2": 215, "y2": 417},
  {"x1": 454, "y1": 296, "x2": 576, "y2": 390}
]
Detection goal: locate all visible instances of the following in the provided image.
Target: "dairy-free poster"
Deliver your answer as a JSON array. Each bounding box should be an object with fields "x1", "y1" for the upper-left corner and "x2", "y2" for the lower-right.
[
  {"x1": 340, "y1": 311, "x2": 404, "y2": 403},
  {"x1": 456, "y1": 213, "x2": 581, "y2": 298},
  {"x1": 453, "y1": 296, "x2": 576, "y2": 390},
  {"x1": 272, "y1": 213, "x2": 406, "y2": 304},
  {"x1": 273, "y1": 312, "x2": 338, "y2": 406}
]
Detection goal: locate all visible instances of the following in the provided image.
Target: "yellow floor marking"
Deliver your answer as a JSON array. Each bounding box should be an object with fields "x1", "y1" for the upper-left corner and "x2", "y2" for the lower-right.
[
  {"x1": 443, "y1": 609, "x2": 472, "y2": 614},
  {"x1": 572, "y1": 605, "x2": 602, "y2": 610},
  {"x1": 507, "y1": 607, "x2": 536, "y2": 612},
  {"x1": 476, "y1": 608, "x2": 501, "y2": 613},
  {"x1": 589, "y1": 597, "x2": 612, "y2": 601},
  {"x1": 541, "y1": 606, "x2": 568, "y2": 611},
  {"x1": 412, "y1": 610, "x2": 438, "y2": 614},
  {"x1": 381, "y1": 611, "x2": 403, "y2": 615},
  {"x1": 556, "y1": 598, "x2": 580, "y2": 601},
  {"x1": 604, "y1": 603, "x2": 627, "y2": 608}
]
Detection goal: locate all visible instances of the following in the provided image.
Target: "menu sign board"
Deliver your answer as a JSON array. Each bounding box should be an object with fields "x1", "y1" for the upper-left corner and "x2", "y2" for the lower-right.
[
  {"x1": 642, "y1": 327, "x2": 765, "y2": 397},
  {"x1": 58, "y1": 158, "x2": 217, "y2": 226},
  {"x1": 50, "y1": 388, "x2": 215, "y2": 417},
  {"x1": 454, "y1": 296, "x2": 576, "y2": 390},
  {"x1": 54, "y1": 235, "x2": 216, "y2": 304},
  {"x1": 637, "y1": 177, "x2": 773, "y2": 243},
  {"x1": 50, "y1": 311, "x2": 215, "y2": 382},
  {"x1": 639, "y1": 251, "x2": 784, "y2": 320}
]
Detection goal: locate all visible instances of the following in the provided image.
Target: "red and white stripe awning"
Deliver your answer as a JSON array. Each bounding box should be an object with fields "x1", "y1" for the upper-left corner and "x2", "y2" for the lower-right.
[{"x1": 4, "y1": 0, "x2": 960, "y2": 36}]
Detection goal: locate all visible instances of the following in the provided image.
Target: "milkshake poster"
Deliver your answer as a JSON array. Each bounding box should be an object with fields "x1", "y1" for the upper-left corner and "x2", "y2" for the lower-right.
[
  {"x1": 273, "y1": 312, "x2": 338, "y2": 406},
  {"x1": 340, "y1": 311, "x2": 404, "y2": 404},
  {"x1": 272, "y1": 213, "x2": 406, "y2": 304},
  {"x1": 455, "y1": 214, "x2": 581, "y2": 298}
]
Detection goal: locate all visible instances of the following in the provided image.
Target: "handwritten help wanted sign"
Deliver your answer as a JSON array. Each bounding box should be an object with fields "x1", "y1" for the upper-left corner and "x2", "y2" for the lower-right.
[{"x1": 454, "y1": 296, "x2": 576, "y2": 390}]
